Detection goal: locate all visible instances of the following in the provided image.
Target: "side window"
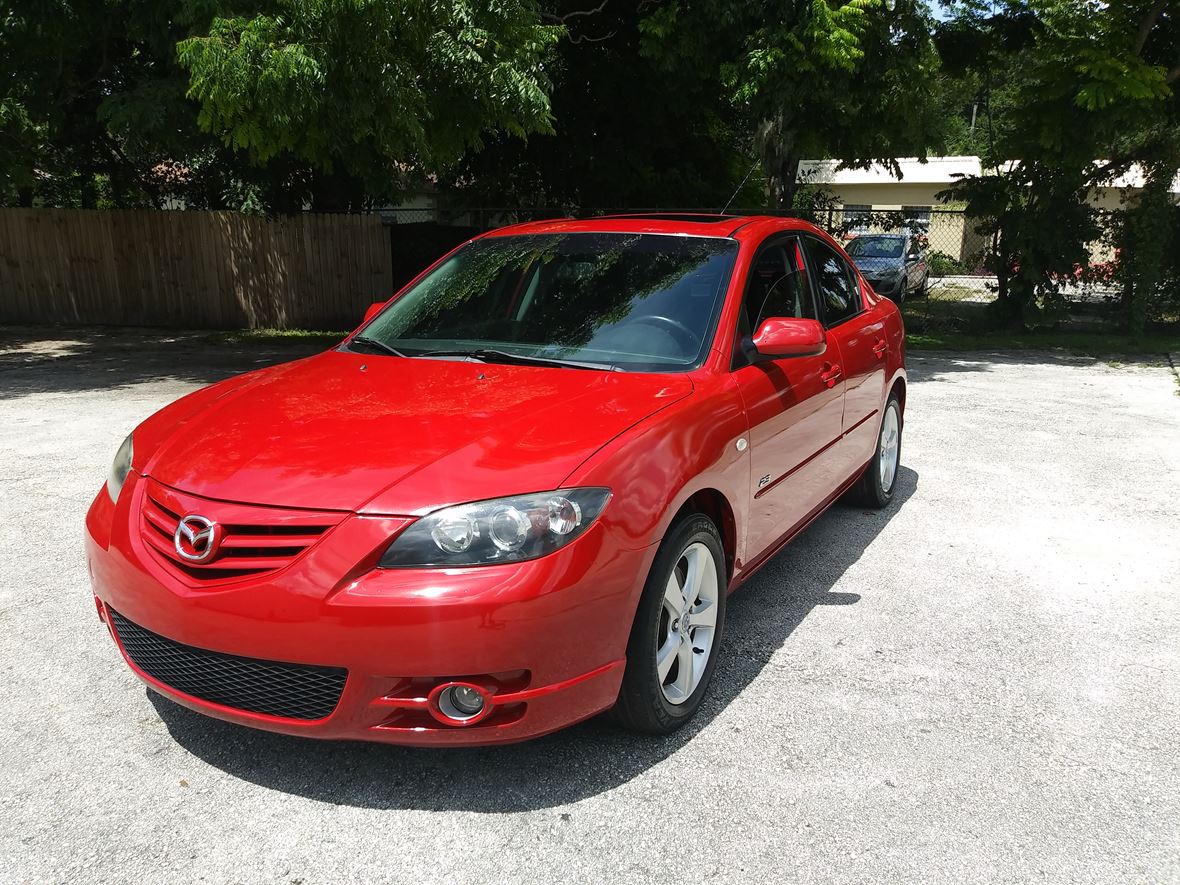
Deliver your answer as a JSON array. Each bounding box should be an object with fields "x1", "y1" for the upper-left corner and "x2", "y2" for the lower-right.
[
  {"x1": 806, "y1": 238, "x2": 861, "y2": 327},
  {"x1": 739, "y1": 237, "x2": 818, "y2": 338}
]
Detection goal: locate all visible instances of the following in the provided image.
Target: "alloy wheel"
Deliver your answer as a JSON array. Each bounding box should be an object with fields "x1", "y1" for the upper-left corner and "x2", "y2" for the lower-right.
[
  {"x1": 879, "y1": 402, "x2": 900, "y2": 494},
  {"x1": 656, "y1": 542, "x2": 720, "y2": 705}
]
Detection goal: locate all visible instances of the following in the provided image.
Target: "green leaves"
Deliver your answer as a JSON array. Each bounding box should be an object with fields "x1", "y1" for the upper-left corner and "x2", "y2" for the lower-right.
[
  {"x1": 1073, "y1": 49, "x2": 1171, "y2": 110},
  {"x1": 1, "y1": 0, "x2": 559, "y2": 210},
  {"x1": 641, "y1": 0, "x2": 944, "y2": 207},
  {"x1": 176, "y1": 0, "x2": 559, "y2": 192}
]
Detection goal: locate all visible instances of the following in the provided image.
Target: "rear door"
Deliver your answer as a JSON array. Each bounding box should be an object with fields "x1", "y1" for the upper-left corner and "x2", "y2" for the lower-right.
[
  {"x1": 804, "y1": 236, "x2": 888, "y2": 476},
  {"x1": 732, "y1": 235, "x2": 847, "y2": 562}
]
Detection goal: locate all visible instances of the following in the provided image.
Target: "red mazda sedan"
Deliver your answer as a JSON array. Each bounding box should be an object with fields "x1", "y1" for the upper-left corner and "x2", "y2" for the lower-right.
[{"x1": 85, "y1": 214, "x2": 906, "y2": 746}]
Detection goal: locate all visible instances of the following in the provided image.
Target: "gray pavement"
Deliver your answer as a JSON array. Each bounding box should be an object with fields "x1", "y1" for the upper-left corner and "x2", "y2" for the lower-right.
[{"x1": 1, "y1": 327, "x2": 1178, "y2": 884}]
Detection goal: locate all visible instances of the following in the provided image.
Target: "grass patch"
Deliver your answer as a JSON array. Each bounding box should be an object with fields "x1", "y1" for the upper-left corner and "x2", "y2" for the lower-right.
[
  {"x1": 907, "y1": 328, "x2": 1180, "y2": 358},
  {"x1": 207, "y1": 328, "x2": 349, "y2": 346}
]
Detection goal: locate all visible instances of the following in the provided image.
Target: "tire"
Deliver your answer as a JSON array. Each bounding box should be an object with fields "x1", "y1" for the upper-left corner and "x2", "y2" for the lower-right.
[
  {"x1": 914, "y1": 275, "x2": 927, "y2": 299},
  {"x1": 853, "y1": 392, "x2": 903, "y2": 508},
  {"x1": 612, "y1": 514, "x2": 727, "y2": 734}
]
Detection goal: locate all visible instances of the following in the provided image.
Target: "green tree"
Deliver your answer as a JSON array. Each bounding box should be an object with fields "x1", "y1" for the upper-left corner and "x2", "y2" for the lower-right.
[
  {"x1": 178, "y1": 0, "x2": 561, "y2": 210},
  {"x1": 1, "y1": 0, "x2": 560, "y2": 212},
  {"x1": 938, "y1": 1, "x2": 1180, "y2": 330},
  {"x1": 0, "y1": 0, "x2": 204, "y2": 208},
  {"x1": 640, "y1": 0, "x2": 948, "y2": 209},
  {"x1": 442, "y1": 0, "x2": 754, "y2": 210}
]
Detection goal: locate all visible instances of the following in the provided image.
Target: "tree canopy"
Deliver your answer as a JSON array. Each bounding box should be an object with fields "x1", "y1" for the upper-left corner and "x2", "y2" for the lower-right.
[
  {"x1": 639, "y1": 0, "x2": 947, "y2": 208},
  {"x1": 1, "y1": 0, "x2": 560, "y2": 211},
  {"x1": 936, "y1": 0, "x2": 1180, "y2": 329}
]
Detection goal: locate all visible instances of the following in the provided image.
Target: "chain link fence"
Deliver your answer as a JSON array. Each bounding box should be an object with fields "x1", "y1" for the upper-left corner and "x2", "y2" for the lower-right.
[{"x1": 810, "y1": 206, "x2": 1124, "y2": 334}]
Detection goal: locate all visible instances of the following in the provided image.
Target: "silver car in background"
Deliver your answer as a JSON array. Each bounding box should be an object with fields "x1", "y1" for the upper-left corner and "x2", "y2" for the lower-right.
[{"x1": 845, "y1": 233, "x2": 928, "y2": 302}]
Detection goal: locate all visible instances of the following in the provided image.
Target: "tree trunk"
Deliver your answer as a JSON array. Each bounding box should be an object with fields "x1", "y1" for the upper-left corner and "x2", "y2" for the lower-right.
[
  {"x1": 756, "y1": 114, "x2": 800, "y2": 210},
  {"x1": 771, "y1": 155, "x2": 802, "y2": 210}
]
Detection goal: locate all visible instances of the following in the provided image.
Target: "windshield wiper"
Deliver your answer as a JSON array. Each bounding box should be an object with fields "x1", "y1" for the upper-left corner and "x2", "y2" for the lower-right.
[
  {"x1": 416, "y1": 348, "x2": 616, "y2": 371},
  {"x1": 348, "y1": 335, "x2": 407, "y2": 358}
]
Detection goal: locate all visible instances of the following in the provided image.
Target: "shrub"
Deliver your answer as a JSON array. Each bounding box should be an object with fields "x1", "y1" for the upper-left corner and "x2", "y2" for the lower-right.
[{"x1": 927, "y1": 250, "x2": 965, "y2": 276}]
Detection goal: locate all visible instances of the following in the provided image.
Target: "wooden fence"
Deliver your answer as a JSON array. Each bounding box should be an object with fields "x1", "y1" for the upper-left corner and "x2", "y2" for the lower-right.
[{"x1": 0, "y1": 209, "x2": 393, "y2": 329}]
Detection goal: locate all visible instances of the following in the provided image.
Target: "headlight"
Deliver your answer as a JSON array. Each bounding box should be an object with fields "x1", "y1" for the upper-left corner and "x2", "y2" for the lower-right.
[
  {"x1": 379, "y1": 488, "x2": 611, "y2": 568},
  {"x1": 106, "y1": 433, "x2": 133, "y2": 504}
]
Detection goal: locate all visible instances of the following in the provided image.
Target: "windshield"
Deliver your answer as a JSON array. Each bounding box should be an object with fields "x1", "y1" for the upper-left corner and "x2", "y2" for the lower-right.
[
  {"x1": 845, "y1": 236, "x2": 904, "y2": 259},
  {"x1": 356, "y1": 232, "x2": 738, "y2": 372}
]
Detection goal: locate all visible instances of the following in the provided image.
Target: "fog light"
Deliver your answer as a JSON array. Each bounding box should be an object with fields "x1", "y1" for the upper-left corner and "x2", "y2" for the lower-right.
[{"x1": 438, "y1": 684, "x2": 487, "y2": 722}]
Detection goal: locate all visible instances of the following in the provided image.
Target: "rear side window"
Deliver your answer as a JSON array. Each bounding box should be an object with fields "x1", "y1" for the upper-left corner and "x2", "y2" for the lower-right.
[{"x1": 806, "y1": 238, "x2": 861, "y2": 327}]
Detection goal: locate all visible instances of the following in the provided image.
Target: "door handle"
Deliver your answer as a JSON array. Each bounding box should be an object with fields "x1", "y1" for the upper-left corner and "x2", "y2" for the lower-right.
[
  {"x1": 820, "y1": 363, "x2": 843, "y2": 388},
  {"x1": 872, "y1": 339, "x2": 888, "y2": 359}
]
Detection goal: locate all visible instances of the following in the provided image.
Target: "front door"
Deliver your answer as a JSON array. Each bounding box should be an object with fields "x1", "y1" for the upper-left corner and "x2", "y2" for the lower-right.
[{"x1": 731, "y1": 236, "x2": 847, "y2": 565}]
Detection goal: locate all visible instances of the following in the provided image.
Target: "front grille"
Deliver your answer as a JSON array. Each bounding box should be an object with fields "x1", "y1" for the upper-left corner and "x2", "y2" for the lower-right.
[
  {"x1": 109, "y1": 609, "x2": 347, "y2": 721},
  {"x1": 139, "y1": 479, "x2": 342, "y2": 584}
]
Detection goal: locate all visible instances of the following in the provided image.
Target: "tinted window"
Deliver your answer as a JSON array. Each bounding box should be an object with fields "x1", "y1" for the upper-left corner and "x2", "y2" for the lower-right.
[
  {"x1": 739, "y1": 238, "x2": 817, "y2": 337},
  {"x1": 361, "y1": 233, "x2": 738, "y2": 372},
  {"x1": 806, "y1": 239, "x2": 861, "y2": 326}
]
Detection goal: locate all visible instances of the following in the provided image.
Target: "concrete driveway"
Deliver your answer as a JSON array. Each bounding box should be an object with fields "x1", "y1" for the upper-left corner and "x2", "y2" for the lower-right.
[{"x1": 1, "y1": 328, "x2": 1178, "y2": 884}]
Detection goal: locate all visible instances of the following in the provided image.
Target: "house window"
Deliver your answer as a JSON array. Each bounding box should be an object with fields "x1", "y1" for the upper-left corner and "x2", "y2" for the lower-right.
[
  {"x1": 843, "y1": 204, "x2": 871, "y2": 233},
  {"x1": 902, "y1": 205, "x2": 932, "y2": 233}
]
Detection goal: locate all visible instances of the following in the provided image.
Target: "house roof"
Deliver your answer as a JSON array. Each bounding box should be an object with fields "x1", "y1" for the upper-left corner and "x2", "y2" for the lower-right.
[
  {"x1": 798, "y1": 157, "x2": 982, "y2": 185},
  {"x1": 800, "y1": 156, "x2": 1180, "y2": 193}
]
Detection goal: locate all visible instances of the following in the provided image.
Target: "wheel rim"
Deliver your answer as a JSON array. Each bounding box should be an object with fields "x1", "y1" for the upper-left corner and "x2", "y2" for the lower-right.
[
  {"x1": 879, "y1": 403, "x2": 900, "y2": 494},
  {"x1": 656, "y1": 542, "x2": 720, "y2": 705}
]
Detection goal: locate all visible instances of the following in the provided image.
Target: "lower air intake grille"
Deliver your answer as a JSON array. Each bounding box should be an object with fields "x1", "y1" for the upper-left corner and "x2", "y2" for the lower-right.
[{"x1": 109, "y1": 609, "x2": 347, "y2": 721}]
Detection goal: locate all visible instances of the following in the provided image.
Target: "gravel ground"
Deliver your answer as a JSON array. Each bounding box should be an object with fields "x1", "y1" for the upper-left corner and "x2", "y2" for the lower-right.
[{"x1": 1, "y1": 328, "x2": 1178, "y2": 885}]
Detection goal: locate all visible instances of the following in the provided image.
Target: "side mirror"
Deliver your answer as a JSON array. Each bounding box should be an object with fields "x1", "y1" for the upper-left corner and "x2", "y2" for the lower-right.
[
  {"x1": 751, "y1": 317, "x2": 827, "y2": 358},
  {"x1": 363, "y1": 302, "x2": 385, "y2": 324}
]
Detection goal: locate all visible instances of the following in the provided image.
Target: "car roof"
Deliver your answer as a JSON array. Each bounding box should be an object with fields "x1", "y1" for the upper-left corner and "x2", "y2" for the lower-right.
[{"x1": 480, "y1": 213, "x2": 820, "y2": 241}]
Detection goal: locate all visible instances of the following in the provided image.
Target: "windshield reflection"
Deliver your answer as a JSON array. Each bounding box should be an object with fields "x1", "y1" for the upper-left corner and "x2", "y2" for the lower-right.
[{"x1": 358, "y1": 233, "x2": 739, "y2": 372}]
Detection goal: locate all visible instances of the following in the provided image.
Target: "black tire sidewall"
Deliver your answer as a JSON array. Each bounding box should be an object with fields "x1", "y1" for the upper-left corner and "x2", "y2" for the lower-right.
[{"x1": 616, "y1": 515, "x2": 727, "y2": 732}]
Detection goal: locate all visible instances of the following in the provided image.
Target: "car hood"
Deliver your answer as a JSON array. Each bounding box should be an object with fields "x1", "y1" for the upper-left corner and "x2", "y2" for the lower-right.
[
  {"x1": 141, "y1": 349, "x2": 692, "y2": 514},
  {"x1": 852, "y1": 257, "x2": 904, "y2": 275}
]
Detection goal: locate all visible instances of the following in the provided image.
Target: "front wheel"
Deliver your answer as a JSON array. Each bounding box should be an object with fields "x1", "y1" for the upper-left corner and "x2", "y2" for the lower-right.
[
  {"x1": 612, "y1": 514, "x2": 727, "y2": 734},
  {"x1": 853, "y1": 392, "x2": 903, "y2": 508}
]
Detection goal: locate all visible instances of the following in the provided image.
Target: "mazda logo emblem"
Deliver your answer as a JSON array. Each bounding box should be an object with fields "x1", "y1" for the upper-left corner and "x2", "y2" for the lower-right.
[{"x1": 174, "y1": 514, "x2": 221, "y2": 563}]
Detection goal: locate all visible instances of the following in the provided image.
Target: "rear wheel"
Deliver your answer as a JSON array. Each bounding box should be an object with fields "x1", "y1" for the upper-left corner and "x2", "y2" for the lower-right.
[
  {"x1": 612, "y1": 514, "x2": 726, "y2": 733},
  {"x1": 853, "y1": 392, "x2": 902, "y2": 508}
]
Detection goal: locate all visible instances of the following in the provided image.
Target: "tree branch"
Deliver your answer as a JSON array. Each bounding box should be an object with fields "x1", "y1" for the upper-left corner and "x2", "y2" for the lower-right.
[
  {"x1": 543, "y1": 1, "x2": 609, "y2": 24},
  {"x1": 568, "y1": 30, "x2": 618, "y2": 44},
  {"x1": 1134, "y1": 0, "x2": 1169, "y2": 56}
]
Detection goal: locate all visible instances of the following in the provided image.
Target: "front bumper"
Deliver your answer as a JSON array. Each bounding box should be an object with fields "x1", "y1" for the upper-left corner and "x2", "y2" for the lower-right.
[{"x1": 85, "y1": 473, "x2": 652, "y2": 746}]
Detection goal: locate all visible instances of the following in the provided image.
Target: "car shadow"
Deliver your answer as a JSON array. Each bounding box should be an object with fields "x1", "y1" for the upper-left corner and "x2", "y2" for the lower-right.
[{"x1": 149, "y1": 465, "x2": 919, "y2": 812}]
